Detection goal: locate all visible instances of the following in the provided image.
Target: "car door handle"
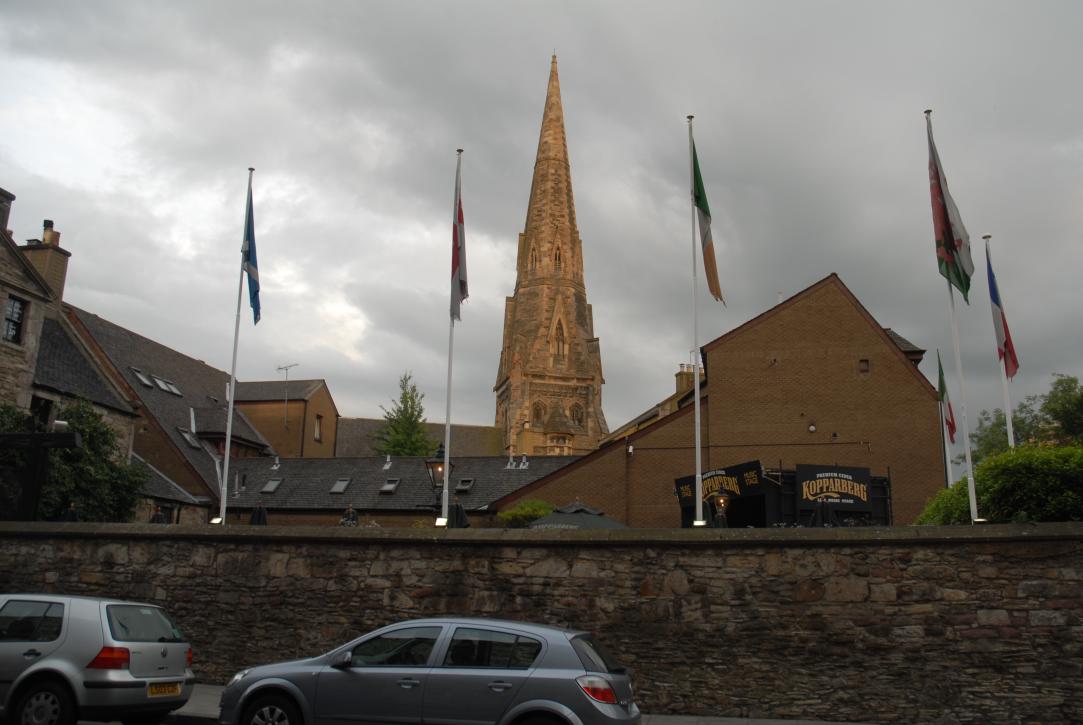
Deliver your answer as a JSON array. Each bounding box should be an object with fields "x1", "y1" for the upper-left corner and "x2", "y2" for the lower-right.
[
  {"x1": 487, "y1": 681, "x2": 513, "y2": 692},
  {"x1": 396, "y1": 678, "x2": 421, "y2": 689},
  {"x1": 23, "y1": 649, "x2": 42, "y2": 658}
]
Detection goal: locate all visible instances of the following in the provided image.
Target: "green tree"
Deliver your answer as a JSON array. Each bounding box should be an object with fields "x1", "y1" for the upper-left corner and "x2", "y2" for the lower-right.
[
  {"x1": 372, "y1": 372, "x2": 438, "y2": 456},
  {"x1": 497, "y1": 499, "x2": 555, "y2": 528},
  {"x1": 962, "y1": 394, "x2": 1047, "y2": 467},
  {"x1": 0, "y1": 400, "x2": 147, "y2": 521},
  {"x1": 1042, "y1": 374, "x2": 1083, "y2": 443},
  {"x1": 959, "y1": 375, "x2": 1083, "y2": 466},
  {"x1": 917, "y1": 445, "x2": 1083, "y2": 524}
]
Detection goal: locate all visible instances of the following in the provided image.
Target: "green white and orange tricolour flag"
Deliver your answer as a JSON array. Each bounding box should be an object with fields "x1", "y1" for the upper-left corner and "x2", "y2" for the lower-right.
[{"x1": 692, "y1": 142, "x2": 725, "y2": 304}]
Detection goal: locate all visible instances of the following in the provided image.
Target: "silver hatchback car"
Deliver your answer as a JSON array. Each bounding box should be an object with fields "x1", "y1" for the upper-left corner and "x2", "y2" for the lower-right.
[
  {"x1": 0, "y1": 594, "x2": 193, "y2": 725},
  {"x1": 219, "y1": 617, "x2": 639, "y2": 725}
]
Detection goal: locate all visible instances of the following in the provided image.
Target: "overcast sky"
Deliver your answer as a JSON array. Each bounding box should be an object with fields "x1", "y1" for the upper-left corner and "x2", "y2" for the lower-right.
[{"x1": 2, "y1": 1, "x2": 1080, "y2": 469}]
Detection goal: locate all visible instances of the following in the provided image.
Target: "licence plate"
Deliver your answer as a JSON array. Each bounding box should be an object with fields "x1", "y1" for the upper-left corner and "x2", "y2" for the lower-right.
[{"x1": 147, "y1": 682, "x2": 182, "y2": 698}]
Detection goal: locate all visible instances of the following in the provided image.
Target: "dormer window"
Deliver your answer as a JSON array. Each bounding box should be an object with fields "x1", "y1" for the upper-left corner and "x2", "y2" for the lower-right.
[
  {"x1": 178, "y1": 428, "x2": 201, "y2": 450},
  {"x1": 152, "y1": 376, "x2": 182, "y2": 396}
]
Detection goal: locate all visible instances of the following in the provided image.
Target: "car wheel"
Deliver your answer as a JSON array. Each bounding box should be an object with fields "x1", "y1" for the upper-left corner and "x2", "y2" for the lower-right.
[
  {"x1": 242, "y1": 695, "x2": 302, "y2": 725},
  {"x1": 16, "y1": 681, "x2": 76, "y2": 725}
]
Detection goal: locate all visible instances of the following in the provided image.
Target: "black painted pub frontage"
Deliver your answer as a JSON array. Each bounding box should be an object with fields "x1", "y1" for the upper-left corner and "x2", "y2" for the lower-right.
[{"x1": 675, "y1": 461, "x2": 892, "y2": 528}]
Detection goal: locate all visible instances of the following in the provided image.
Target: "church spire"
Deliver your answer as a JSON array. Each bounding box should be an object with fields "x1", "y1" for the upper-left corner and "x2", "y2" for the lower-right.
[
  {"x1": 495, "y1": 57, "x2": 607, "y2": 457},
  {"x1": 519, "y1": 55, "x2": 580, "y2": 289}
]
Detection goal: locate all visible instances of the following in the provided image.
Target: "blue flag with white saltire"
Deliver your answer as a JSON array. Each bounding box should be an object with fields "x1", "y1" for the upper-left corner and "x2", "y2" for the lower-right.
[{"x1": 242, "y1": 172, "x2": 260, "y2": 324}]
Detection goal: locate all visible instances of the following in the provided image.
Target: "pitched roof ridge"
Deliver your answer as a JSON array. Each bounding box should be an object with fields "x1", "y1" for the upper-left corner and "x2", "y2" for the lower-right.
[
  {"x1": 68, "y1": 304, "x2": 229, "y2": 377},
  {"x1": 702, "y1": 274, "x2": 935, "y2": 397},
  {"x1": 2, "y1": 227, "x2": 55, "y2": 302}
]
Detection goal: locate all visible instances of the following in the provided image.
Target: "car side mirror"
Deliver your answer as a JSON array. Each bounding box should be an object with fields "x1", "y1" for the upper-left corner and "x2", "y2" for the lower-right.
[{"x1": 332, "y1": 651, "x2": 353, "y2": 669}]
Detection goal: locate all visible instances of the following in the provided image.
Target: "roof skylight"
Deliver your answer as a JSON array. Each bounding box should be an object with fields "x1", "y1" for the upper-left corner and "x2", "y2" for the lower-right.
[
  {"x1": 330, "y1": 478, "x2": 350, "y2": 494},
  {"x1": 262, "y1": 478, "x2": 282, "y2": 493}
]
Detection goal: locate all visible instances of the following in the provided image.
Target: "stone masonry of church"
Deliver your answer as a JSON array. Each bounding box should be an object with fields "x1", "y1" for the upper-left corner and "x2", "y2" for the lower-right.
[{"x1": 494, "y1": 57, "x2": 607, "y2": 456}]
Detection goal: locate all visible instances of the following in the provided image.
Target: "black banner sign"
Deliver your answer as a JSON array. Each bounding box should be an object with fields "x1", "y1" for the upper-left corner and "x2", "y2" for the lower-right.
[
  {"x1": 795, "y1": 464, "x2": 872, "y2": 511},
  {"x1": 674, "y1": 460, "x2": 763, "y2": 507}
]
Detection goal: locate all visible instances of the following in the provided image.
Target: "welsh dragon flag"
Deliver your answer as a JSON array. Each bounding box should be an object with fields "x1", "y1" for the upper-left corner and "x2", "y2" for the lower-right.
[
  {"x1": 938, "y1": 350, "x2": 957, "y2": 444},
  {"x1": 926, "y1": 112, "x2": 975, "y2": 302}
]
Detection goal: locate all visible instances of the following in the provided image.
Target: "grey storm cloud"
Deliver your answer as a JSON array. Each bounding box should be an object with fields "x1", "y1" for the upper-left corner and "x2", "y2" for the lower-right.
[{"x1": 2, "y1": 0, "x2": 1081, "y2": 464}]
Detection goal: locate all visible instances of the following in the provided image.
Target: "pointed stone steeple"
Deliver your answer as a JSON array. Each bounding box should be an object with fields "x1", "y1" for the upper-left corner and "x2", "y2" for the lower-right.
[{"x1": 495, "y1": 56, "x2": 607, "y2": 456}]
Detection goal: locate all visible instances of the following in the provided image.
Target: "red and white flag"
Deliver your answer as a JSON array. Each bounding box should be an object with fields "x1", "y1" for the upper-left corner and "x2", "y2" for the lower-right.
[
  {"x1": 938, "y1": 351, "x2": 957, "y2": 444},
  {"x1": 450, "y1": 151, "x2": 468, "y2": 321}
]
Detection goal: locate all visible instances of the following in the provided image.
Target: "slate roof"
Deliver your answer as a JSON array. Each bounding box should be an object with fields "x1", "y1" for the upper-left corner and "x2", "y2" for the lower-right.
[
  {"x1": 132, "y1": 453, "x2": 204, "y2": 505},
  {"x1": 529, "y1": 502, "x2": 628, "y2": 529},
  {"x1": 336, "y1": 418, "x2": 504, "y2": 457},
  {"x1": 33, "y1": 317, "x2": 133, "y2": 415},
  {"x1": 69, "y1": 306, "x2": 273, "y2": 495},
  {"x1": 883, "y1": 328, "x2": 924, "y2": 355},
  {"x1": 226, "y1": 454, "x2": 579, "y2": 512},
  {"x1": 234, "y1": 379, "x2": 326, "y2": 403}
]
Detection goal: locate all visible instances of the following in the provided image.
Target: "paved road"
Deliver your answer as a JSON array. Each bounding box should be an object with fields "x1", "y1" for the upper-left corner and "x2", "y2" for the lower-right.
[{"x1": 165, "y1": 684, "x2": 872, "y2": 725}]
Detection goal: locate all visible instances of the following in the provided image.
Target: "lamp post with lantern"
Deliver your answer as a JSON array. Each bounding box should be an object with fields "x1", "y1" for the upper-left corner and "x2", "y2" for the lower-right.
[{"x1": 425, "y1": 443, "x2": 453, "y2": 527}]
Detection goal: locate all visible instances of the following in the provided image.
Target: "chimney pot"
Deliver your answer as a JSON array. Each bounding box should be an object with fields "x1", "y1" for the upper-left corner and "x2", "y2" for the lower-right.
[{"x1": 42, "y1": 219, "x2": 60, "y2": 247}]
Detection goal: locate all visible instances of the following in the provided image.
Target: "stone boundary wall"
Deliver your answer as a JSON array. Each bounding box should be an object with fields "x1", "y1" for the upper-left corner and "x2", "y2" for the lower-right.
[{"x1": 1, "y1": 522, "x2": 1081, "y2": 725}]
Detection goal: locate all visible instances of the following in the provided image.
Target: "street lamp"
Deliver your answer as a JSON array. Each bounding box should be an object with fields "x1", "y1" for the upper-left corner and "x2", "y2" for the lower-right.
[
  {"x1": 711, "y1": 492, "x2": 730, "y2": 528},
  {"x1": 426, "y1": 443, "x2": 453, "y2": 527}
]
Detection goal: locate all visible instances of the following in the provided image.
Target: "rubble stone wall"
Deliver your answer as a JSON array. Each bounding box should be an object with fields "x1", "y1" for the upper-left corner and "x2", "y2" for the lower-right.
[{"x1": 2, "y1": 522, "x2": 1081, "y2": 725}]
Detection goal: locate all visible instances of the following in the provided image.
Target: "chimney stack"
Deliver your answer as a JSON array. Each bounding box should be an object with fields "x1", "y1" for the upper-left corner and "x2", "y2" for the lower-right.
[
  {"x1": 20, "y1": 218, "x2": 72, "y2": 303},
  {"x1": 42, "y1": 219, "x2": 61, "y2": 247}
]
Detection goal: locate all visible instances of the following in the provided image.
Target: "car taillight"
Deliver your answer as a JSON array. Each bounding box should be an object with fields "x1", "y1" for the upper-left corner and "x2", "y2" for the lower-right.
[
  {"x1": 576, "y1": 675, "x2": 618, "y2": 704},
  {"x1": 87, "y1": 647, "x2": 130, "y2": 670},
  {"x1": 186, "y1": 647, "x2": 193, "y2": 666}
]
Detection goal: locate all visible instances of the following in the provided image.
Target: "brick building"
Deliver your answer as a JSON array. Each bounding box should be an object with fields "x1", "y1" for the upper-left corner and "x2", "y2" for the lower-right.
[
  {"x1": 495, "y1": 274, "x2": 946, "y2": 525},
  {"x1": 234, "y1": 379, "x2": 339, "y2": 458}
]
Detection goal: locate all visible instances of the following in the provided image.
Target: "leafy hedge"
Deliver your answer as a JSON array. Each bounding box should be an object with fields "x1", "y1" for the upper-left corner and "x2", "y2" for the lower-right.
[{"x1": 916, "y1": 445, "x2": 1083, "y2": 524}]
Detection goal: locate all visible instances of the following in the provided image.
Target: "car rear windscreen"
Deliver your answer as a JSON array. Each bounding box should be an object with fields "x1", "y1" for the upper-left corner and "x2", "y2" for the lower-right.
[
  {"x1": 106, "y1": 605, "x2": 185, "y2": 643},
  {"x1": 571, "y1": 634, "x2": 626, "y2": 674}
]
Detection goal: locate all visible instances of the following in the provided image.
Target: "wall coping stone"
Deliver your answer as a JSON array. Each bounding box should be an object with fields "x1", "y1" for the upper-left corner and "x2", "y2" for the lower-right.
[{"x1": 2, "y1": 520, "x2": 1081, "y2": 547}]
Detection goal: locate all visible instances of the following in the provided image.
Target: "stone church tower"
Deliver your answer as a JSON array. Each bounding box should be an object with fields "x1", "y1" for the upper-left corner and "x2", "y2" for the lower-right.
[{"x1": 494, "y1": 56, "x2": 608, "y2": 456}]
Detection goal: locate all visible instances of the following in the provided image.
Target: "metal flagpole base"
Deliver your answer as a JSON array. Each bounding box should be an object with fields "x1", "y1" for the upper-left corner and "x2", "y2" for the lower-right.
[
  {"x1": 434, "y1": 518, "x2": 448, "y2": 527},
  {"x1": 692, "y1": 520, "x2": 708, "y2": 527}
]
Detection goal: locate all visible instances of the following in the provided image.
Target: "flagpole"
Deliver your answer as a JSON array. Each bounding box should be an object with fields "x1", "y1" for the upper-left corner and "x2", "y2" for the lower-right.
[
  {"x1": 220, "y1": 167, "x2": 254, "y2": 525},
  {"x1": 440, "y1": 149, "x2": 464, "y2": 526},
  {"x1": 946, "y1": 281, "x2": 979, "y2": 520},
  {"x1": 441, "y1": 317, "x2": 454, "y2": 524},
  {"x1": 985, "y1": 235, "x2": 1015, "y2": 448},
  {"x1": 687, "y1": 116, "x2": 706, "y2": 527}
]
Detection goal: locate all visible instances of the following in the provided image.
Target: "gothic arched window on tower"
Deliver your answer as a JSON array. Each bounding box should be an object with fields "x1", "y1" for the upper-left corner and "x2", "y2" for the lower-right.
[
  {"x1": 554, "y1": 322, "x2": 566, "y2": 361},
  {"x1": 532, "y1": 402, "x2": 546, "y2": 427},
  {"x1": 530, "y1": 247, "x2": 538, "y2": 272},
  {"x1": 554, "y1": 246, "x2": 563, "y2": 273},
  {"x1": 570, "y1": 404, "x2": 584, "y2": 427}
]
